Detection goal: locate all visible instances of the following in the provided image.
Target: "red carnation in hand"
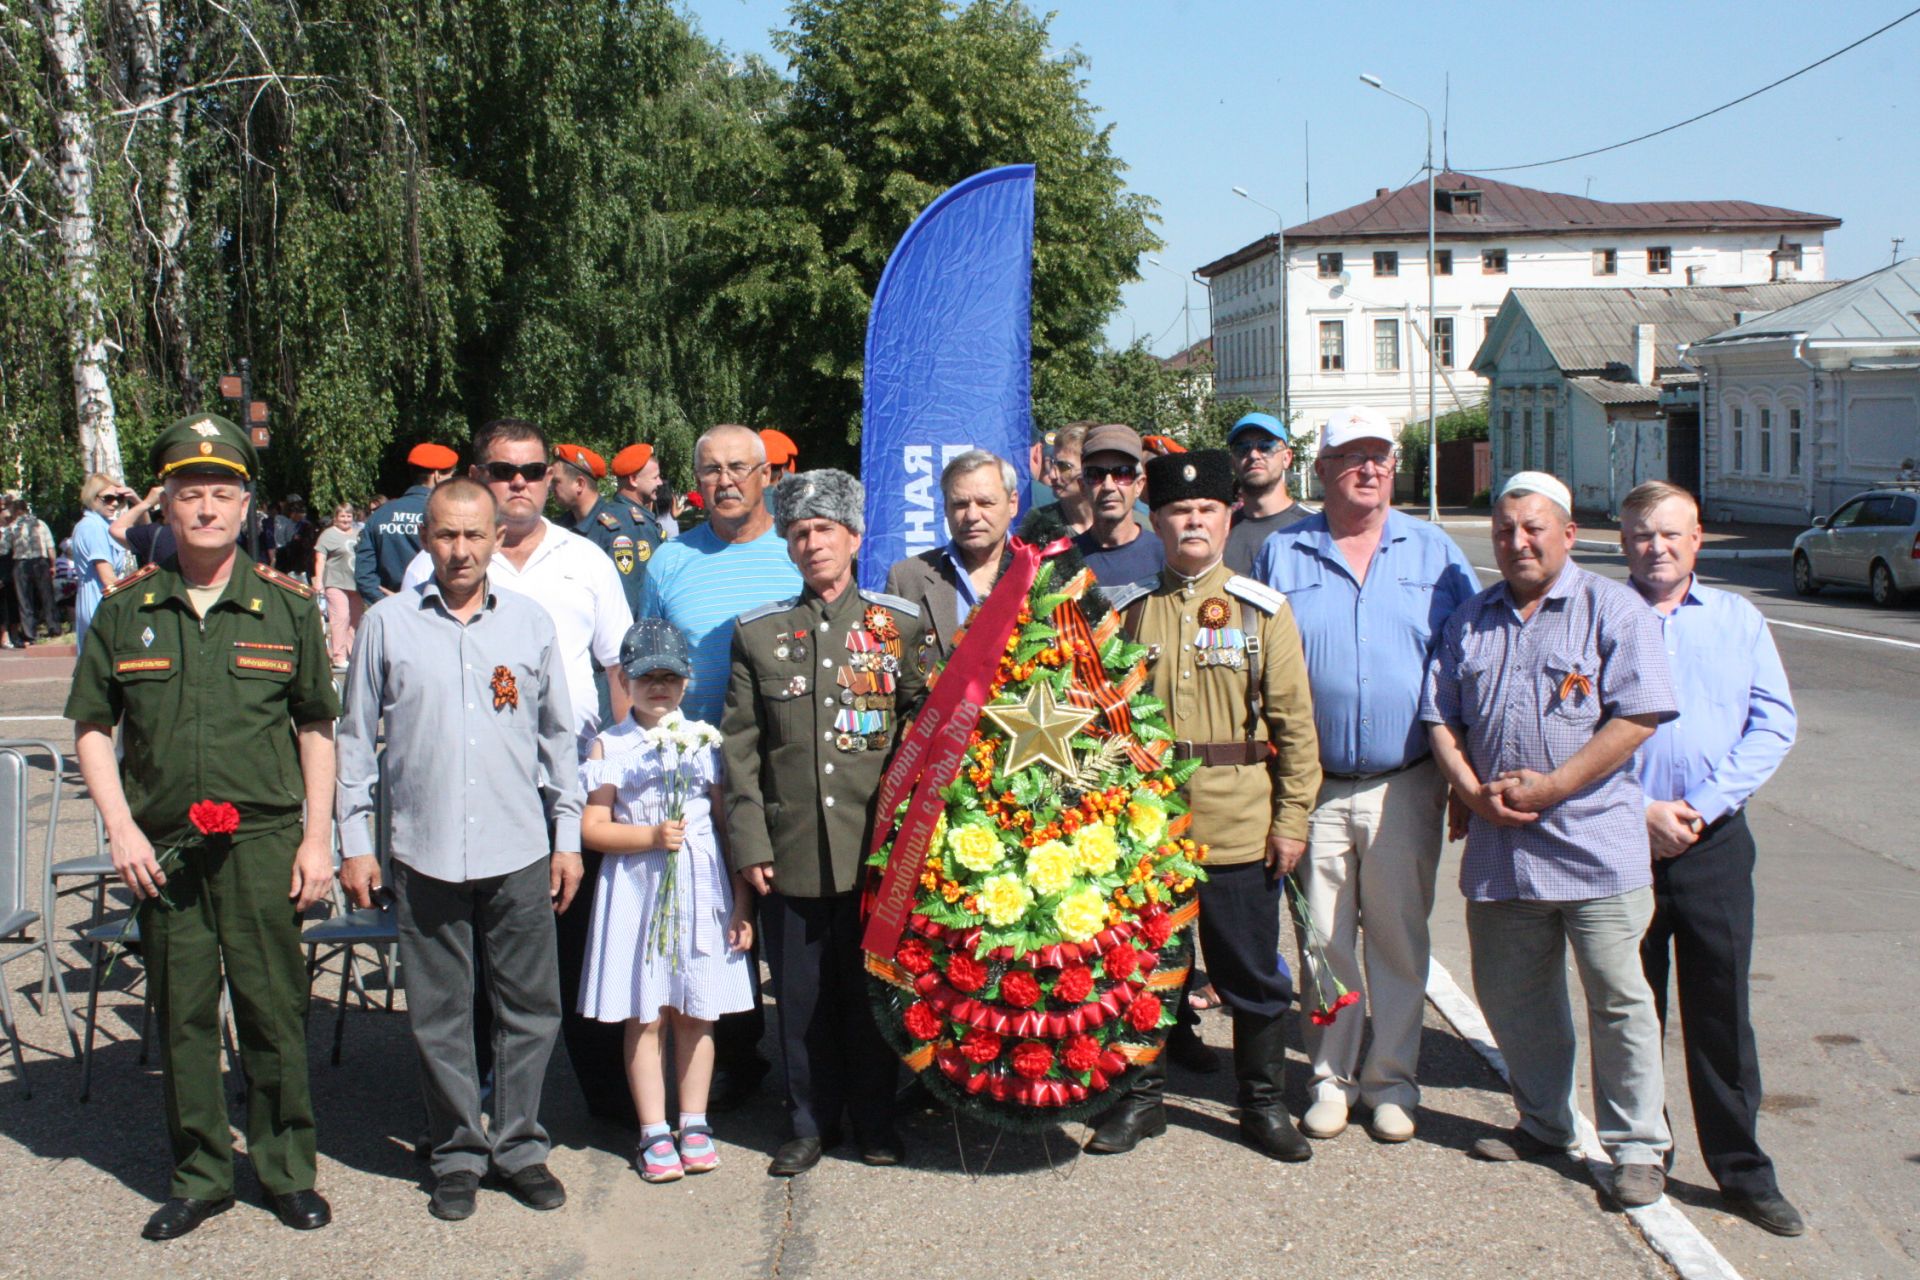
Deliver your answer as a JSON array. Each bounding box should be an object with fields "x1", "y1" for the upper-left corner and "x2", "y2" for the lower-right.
[
  {"x1": 903, "y1": 1002, "x2": 942, "y2": 1041},
  {"x1": 1010, "y1": 1041, "x2": 1054, "y2": 1080},
  {"x1": 189, "y1": 800, "x2": 240, "y2": 837},
  {"x1": 959, "y1": 1027, "x2": 1002, "y2": 1065},
  {"x1": 897, "y1": 937, "x2": 935, "y2": 976},
  {"x1": 999, "y1": 969, "x2": 1041, "y2": 1009},
  {"x1": 946, "y1": 951, "x2": 988, "y2": 993},
  {"x1": 1053, "y1": 964, "x2": 1094, "y2": 1004},
  {"x1": 1140, "y1": 910, "x2": 1174, "y2": 949},
  {"x1": 1126, "y1": 994, "x2": 1163, "y2": 1032},
  {"x1": 1063, "y1": 1033, "x2": 1102, "y2": 1074},
  {"x1": 1103, "y1": 945, "x2": 1138, "y2": 982}
]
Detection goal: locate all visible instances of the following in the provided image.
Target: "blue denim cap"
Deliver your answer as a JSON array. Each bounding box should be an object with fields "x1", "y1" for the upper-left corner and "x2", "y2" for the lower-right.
[
  {"x1": 619, "y1": 617, "x2": 692, "y2": 680},
  {"x1": 1228, "y1": 411, "x2": 1286, "y2": 443}
]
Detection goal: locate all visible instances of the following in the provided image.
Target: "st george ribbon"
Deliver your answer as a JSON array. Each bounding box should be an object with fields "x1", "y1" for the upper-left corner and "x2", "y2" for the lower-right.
[{"x1": 857, "y1": 164, "x2": 1036, "y2": 594}]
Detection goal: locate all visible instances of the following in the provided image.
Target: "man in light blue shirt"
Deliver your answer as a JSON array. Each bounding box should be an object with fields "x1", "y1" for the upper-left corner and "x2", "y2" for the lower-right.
[
  {"x1": 1621, "y1": 480, "x2": 1803, "y2": 1238},
  {"x1": 1254, "y1": 405, "x2": 1476, "y2": 1145}
]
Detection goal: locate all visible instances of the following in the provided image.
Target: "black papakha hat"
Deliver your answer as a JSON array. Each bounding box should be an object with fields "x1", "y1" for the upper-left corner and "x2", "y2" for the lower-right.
[{"x1": 1145, "y1": 448, "x2": 1234, "y2": 510}]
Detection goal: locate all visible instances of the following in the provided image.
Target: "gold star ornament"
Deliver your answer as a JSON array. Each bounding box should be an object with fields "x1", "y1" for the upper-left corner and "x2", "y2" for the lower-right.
[{"x1": 983, "y1": 680, "x2": 1099, "y2": 778}]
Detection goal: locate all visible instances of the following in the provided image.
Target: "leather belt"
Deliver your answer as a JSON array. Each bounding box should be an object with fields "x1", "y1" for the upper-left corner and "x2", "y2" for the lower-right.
[
  {"x1": 1323, "y1": 754, "x2": 1431, "y2": 783},
  {"x1": 1172, "y1": 739, "x2": 1273, "y2": 767}
]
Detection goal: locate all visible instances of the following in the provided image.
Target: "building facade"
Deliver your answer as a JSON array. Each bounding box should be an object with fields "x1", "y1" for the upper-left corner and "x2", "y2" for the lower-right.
[{"x1": 1197, "y1": 173, "x2": 1839, "y2": 443}]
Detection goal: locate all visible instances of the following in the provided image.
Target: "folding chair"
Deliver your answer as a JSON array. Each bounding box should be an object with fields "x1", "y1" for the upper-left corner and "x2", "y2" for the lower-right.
[
  {"x1": 78, "y1": 913, "x2": 238, "y2": 1103},
  {"x1": 302, "y1": 746, "x2": 399, "y2": 1065},
  {"x1": 1, "y1": 741, "x2": 81, "y2": 1096}
]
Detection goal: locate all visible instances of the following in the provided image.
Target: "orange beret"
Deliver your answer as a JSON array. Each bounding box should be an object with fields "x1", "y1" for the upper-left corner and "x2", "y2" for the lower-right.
[
  {"x1": 407, "y1": 442, "x2": 460, "y2": 470},
  {"x1": 554, "y1": 443, "x2": 608, "y2": 479},
  {"x1": 759, "y1": 428, "x2": 798, "y2": 466},
  {"x1": 611, "y1": 443, "x2": 654, "y2": 477},
  {"x1": 1141, "y1": 434, "x2": 1187, "y2": 455}
]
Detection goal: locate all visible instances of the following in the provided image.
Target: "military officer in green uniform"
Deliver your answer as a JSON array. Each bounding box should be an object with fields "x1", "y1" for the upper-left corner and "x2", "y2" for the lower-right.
[
  {"x1": 66, "y1": 414, "x2": 341, "y2": 1241},
  {"x1": 721, "y1": 468, "x2": 929, "y2": 1177},
  {"x1": 1089, "y1": 449, "x2": 1323, "y2": 1163},
  {"x1": 550, "y1": 442, "x2": 657, "y2": 616}
]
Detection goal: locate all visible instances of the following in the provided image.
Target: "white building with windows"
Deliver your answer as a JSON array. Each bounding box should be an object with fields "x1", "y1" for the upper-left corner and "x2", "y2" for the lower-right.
[
  {"x1": 1685, "y1": 258, "x2": 1920, "y2": 524},
  {"x1": 1195, "y1": 172, "x2": 1839, "y2": 442}
]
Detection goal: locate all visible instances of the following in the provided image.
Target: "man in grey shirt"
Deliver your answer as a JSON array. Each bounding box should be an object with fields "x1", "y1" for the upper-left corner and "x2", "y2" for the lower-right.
[{"x1": 336, "y1": 478, "x2": 585, "y2": 1223}]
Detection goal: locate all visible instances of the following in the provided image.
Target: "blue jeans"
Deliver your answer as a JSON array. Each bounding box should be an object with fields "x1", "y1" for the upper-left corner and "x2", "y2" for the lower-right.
[{"x1": 1467, "y1": 888, "x2": 1671, "y2": 1166}]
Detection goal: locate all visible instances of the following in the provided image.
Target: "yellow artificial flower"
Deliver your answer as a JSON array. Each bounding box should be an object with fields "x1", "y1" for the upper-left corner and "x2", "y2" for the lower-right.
[
  {"x1": 1072, "y1": 820, "x2": 1122, "y2": 877},
  {"x1": 1054, "y1": 886, "x2": 1109, "y2": 943},
  {"x1": 1125, "y1": 799, "x2": 1166, "y2": 846},
  {"x1": 1024, "y1": 839, "x2": 1078, "y2": 895},
  {"x1": 948, "y1": 822, "x2": 1003, "y2": 874},
  {"x1": 977, "y1": 872, "x2": 1034, "y2": 927}
]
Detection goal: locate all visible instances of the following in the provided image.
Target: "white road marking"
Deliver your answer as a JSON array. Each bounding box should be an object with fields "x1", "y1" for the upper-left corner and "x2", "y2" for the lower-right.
[
  {"x1": 0, "y1": 714, "x2": 67, "y2": 722},
  {"x1": 1426, "y1": 959, "x2": 1745, "y2": 1280}
]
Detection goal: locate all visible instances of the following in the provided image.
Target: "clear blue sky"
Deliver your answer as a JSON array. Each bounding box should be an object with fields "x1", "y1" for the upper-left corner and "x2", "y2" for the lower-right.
[{"x1": 686, "y1": 0, "x2": 1917, "y2": 356}]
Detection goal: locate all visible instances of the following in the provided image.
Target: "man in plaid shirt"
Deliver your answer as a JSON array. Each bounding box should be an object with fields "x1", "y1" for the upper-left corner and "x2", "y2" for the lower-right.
[
  {"x1": 1421, "y1": 472, "x2": 1678, "y2": 1209},
  {"x1": 6, "y1": 497, "x2": 58, "y2": 644}
]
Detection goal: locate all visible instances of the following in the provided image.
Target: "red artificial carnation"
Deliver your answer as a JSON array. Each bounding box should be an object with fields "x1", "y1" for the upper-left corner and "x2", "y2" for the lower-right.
[
  {"x1": 903, "y1": 1002, "x2": 942, "y2": 1040},
  {"x1": 1140, "y1": 911, "x2": 1174, "y2": 949},
  {"x1": 897, "y1": 937, "x2": 935, "y2": 975},
  {"x1": 1103, "y1": 945, "x2": 1138, "y2": 982},
  {"x1": 1053, "y1": 964, "x2": 1094, "y2": 1003},
  {"x1": 189, "y1": 799, "x2": 241, "y2": 837},
  {"x1": 959, "y1": 1027, "x2": 1002, "y2": 1065},
  {"x1": 1010, "y1": 1041, "x2": 1054, "y2": 1080},
  {"x1": 999, "y1": 969, "x2": 1041, "y2": 1008},
  {"x1": 946, "y1": 951, "x2": 988, "y2": 993},
  {"x1": 1063, "y1": 1033, "x2": 1102, "y2": 1074},
  {"x1": 1310, "y1": 1007, "x2": 1336, "y2": 1027},
  {"x1": 1126, "y1": 994, "x2": 1163, "y2": 1032},
  {"x1": 1334, "y1": 990, "x2": 1362, "y2": 1011}
]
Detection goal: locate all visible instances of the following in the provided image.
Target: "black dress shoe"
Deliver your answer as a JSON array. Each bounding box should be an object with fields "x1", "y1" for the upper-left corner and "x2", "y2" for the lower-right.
[
  {"x1": 1165, "y1": 1023, "x2": 1222, "y2": 1074},
  {"x1": 1084, "y1": 1100, "x2": 1167, "y2": 1154},
  {"x1": 768, "y1": 1136, "x2": 825, "y2": 1177},
  {"x1": 1725, "y1": 1190, "x2": 1806, "y2": 1237},
  {"x1": 141, "y1": 1196, "x2": 233, "y2": 1241},
  {"x1": 267, "y1": 1189, "x2": 332, "y2": 1230},
  {"x1": 858, "y1": 1126, "x2": 905, "y2": 1167},
  {"x1": 495, "y1": 1162, "x2": 566, "y2": 1211},
  {"x1": 1241, "y1": 1108, "x2": 1314, "y2": 1163},
  {"x1": 429, "y1": 1171, "x2": 480, "y2": 1222}
]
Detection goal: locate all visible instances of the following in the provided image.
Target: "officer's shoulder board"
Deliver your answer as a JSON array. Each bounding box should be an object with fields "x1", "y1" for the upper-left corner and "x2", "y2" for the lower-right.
[
  {"x1": 1224, "y1": 575, "x2": 1288, "y2": 617},
  {"x1": 253, "y1": 562, "x2": 315, "y2": 599},
  {"x1": 737, "y1": 595, "x2": 802, "y2": 627},
  {"x1": 1102, "y1": 580, "x2": 1153, "y2": 612},
  {"x1": 857, "y1": 588, "x2": 921, "y2": 619},
  {"x1": 596, "y1": 511, "x2": 622, "y2": 531},
  {"x1": 102, "y1": 561, "x2": 162, "y2": 600}
]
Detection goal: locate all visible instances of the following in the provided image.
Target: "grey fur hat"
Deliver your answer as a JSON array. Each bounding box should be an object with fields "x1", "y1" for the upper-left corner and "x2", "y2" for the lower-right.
[{"x1": 773, "y1": 467, "x2": 864, "y2": 536}]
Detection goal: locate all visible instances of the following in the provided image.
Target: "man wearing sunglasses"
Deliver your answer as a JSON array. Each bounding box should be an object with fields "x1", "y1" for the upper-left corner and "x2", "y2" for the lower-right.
[
  {"x1": 1224, "y1": 412, "x2": 1311, "y2": 576},
  {"x1": 1070, "y1": 423, "x2": 1164, "y2": 586}
]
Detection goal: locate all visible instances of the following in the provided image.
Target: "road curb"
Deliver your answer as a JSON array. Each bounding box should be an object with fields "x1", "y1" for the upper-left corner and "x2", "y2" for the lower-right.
[{"x1": 1425, "y1": 959, "x2": 1745, "y2": 1280}]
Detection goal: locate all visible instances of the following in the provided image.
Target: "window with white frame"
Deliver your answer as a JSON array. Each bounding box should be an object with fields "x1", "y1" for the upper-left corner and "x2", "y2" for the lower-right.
[
  {"x1": 1374, "y1": 318, "x2": 1400, "y2": 371},
  {"x1": 1593, "y1": 248, "x2": 1617, "y2": 275},
  {"x1": 1789, "y1": 407, "x2": 1803, "y2": 476},
  {"x1": 1482, "y1": 248, "x2": 1508, "y2": 274},
  {"x1": 1648, "y1": 246, "x2": 1672, "y2": 274},
  {"x1": 1374, "y1": 251, "x2": 1398, "y2": 277},
  {"x1": 1319, "y1": 321, "x2": 1345, "y2": 371},
  {"x1": 1759, "y1": 407, "x2": 1773, "y2": 474},
  {"x1": 1433, "y1": 316, "x2": 1455, "y2": 368},
  {"x1": 1318, "y1": 252, "x2": 1343, "y2": 279}
]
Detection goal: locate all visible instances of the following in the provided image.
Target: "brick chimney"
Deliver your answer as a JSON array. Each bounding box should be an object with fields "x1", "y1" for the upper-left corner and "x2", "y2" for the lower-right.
[
  {"x1": 1376, "y1": 188, "x2": 1391, "y2": 198},
  {"x1": 1632, "y1": 324, "x2": 1657, "y2": 385}
]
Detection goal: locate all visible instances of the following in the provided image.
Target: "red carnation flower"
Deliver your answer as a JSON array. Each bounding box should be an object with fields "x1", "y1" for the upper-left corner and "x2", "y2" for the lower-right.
[
  {"x1": 1053, "y1": 965, "x2": 1094, "y2": 1004},
  {"x1": 1010, "y1": 1041, "x2": 1054, "y2": 1080},
  {"x1": 189, "y1": 799, "x2": 241, "y2": 837},
  {"x1": 1000, "y1": 969, "x2": 1041, "y2": 1009},
  {"x1": 1140, "y1": 911, "x2": 1174, "y2": 949},
  {"x1": 1334, "y1": 990, "x2": 1361, "y2": 1011},
  {"x1": 1103, "y1": 945, "x2": 1138, "y2": 982},
  {"x1": 903, "y1": 1002, "x2": 942, "y2": 1041},
  {"x1": 1063, "y1": 1033, "x2": 1102, "y2": 1074},
  {"x1": 959, "y1": 1027, "x2": 1002, "y2": 1065},
  {"x1": 1126, "y1": 994, "x2": 1163, "y2": 1032},
  {"x1": 897, "y1": 937, "x2": 935, "y2": 976},
  {"x1": 1310, "y1": 1007, "x2": 1336, "y2": 1026},
  {"x1": 946, "y1": 951, "x2": 988, "y2": 993}
]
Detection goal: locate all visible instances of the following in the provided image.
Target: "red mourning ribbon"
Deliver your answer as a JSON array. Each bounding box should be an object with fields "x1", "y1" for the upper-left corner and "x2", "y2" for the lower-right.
[{"x1": 861, "y1": 534, "x2": 1073, "y2": 960}]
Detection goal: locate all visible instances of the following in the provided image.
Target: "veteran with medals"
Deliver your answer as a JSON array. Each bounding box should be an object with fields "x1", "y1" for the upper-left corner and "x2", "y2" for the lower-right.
[
  {"x1": 1090, "y1": 449, "x2": 1322, "y2": 1161},
  {"x1": 721, "y1": 469, "x2": 930, "y2": 1176},
  {"x1": 66, "y1": 414, "x2": 341, "y2": 1240}
]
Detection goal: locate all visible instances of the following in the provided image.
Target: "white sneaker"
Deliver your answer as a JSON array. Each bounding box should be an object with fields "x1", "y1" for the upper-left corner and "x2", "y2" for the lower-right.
[
  {"x1": 1301, "y1": 1097, "x2": 1349, "y2": 1139},
  {"x1": 1367, "y1": 1102, "x2": 1416, "y2": 1143}
]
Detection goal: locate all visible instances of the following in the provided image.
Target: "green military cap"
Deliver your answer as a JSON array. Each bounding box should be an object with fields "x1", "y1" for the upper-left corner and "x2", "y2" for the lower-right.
[{"x1": 151, "y1": 413, "x2": 257, "y2": 482}]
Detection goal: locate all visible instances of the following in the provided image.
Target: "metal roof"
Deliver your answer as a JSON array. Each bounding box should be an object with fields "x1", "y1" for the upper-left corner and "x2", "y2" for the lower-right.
[
  {"x1": 1475, "y1": 282, "x2": 1840, "y2": 377},
  {"x1": 1569, "y1": 376, "x2": 1662, "y2": 406},
  {"x1": 1690, "y1": 258, "x2": 1920, "y2": 346},
  {"x1": 1196, "y1": 172, "x2": 1841, "y2": 275}
]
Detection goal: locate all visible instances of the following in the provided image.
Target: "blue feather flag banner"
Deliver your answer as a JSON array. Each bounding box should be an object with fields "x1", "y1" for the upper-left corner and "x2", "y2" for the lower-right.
[{"x1": 858, "y1": 164, "x2": 1036, "y2": 592}]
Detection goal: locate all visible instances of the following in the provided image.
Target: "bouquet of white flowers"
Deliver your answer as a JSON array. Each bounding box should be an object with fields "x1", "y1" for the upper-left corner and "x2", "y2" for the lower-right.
[{"x1": 642, "y1": 710, "x2": 725, "y2": 969}]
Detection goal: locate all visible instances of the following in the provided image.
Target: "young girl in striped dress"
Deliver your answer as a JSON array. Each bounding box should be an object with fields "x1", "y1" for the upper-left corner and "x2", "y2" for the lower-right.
[{"x1": 579, "y1": 620, "x2": 755, "y2": 1182}]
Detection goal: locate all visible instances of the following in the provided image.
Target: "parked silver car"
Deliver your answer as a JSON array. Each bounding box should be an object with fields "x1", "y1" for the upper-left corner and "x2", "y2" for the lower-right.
[{"x1": 1792, "y1": 486, "x2": 1920, "y2": 606}]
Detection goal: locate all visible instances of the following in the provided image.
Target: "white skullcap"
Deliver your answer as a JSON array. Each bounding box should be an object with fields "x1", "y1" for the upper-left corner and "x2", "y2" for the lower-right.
[{"x1": 1497, "y1": 470, "x2": 1572, "y2": 516}]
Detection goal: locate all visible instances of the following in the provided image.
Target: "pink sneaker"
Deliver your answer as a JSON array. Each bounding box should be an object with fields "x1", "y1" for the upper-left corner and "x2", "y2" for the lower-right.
[
  {"x1": 637, "y1": 1135, "x2": 683, "y2": 1183},
  {"x1": 678, "y1": 1124, "x2": 719, "y2": 1174}
]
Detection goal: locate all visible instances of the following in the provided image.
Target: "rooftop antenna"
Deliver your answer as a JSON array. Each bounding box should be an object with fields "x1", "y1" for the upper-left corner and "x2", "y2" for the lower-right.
[
  {"x1": 1303, "y1": 120, "x2": 1311, "y2": 220},
  {"x1": 1442, "y1": 72, "x2": 1451, "y2": 173},
  {"x1": 1586, "y1": 176, "x2": 1595, "y2": 197},
  {"x1": 1895, "y1": 236, "x2": 1907, "y2": 264}
]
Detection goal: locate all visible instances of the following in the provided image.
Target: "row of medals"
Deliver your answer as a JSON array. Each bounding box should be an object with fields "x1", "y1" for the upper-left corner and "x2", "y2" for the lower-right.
[{"x1": 774, "y1": 622, "x2": 902, "y2": 753}]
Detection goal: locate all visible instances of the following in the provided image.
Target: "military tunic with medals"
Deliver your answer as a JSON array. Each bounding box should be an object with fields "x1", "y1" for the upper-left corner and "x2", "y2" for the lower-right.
[
  {"x1": 721, "y1": 469, "x2": 929, "y2": 1151},
  {"x1": 64, "y1": 415, "x2": 340, "y2": 1209}
]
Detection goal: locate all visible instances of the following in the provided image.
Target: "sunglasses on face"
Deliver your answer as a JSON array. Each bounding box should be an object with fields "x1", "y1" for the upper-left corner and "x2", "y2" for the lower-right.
[
  {"x1": 1083, "y1": 463, "x2": 1139, "y2": 485},
  {"x1": 483, "y1": 461, "x2": 549, "y2": 483},
  {"x1": 1232, "y1": 437, "x2": 1287, "y2": 458},
  {"x1": 1323, "y1": 451, "x2": 1397, "y2": 473}
]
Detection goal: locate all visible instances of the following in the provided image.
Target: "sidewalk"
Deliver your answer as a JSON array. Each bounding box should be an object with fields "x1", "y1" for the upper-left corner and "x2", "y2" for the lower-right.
[{"x1": 1411, "y1": 504, "x2": 1798, "y2": 559}]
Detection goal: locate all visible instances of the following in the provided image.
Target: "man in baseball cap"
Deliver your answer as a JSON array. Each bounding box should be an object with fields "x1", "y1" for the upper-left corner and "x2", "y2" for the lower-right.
[
  {"x1": 1071, "y1": 424, "x2": 1164, "y2": 586},
  {"x1": 1224, "y1": 411, "x2": 1309, "y2": 575}
]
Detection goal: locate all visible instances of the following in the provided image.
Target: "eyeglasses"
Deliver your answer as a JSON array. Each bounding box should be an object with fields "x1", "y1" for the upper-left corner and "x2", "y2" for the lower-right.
[
  {"x1": 1082, "y1": 463, "x2": 1140, "y2": 486},
  {"x1": 1050, "y1": 460, "x2": 1079, "y2": 480},
  {"x1": 1322, "y1": 451, "x2": 1397, "y2": 473},
  {"x1": 99, "y1": 495, "x2": 126, "y2": 507},
  {"x1": 1231, "y1": 437, "x2": 1288, "y2": 458},
  {"x1": 483, "y1": 461, "x2": 549, "y2": 483},
  {"x1": 696, "y1": 461, "x2": 762, "y2": 482}
]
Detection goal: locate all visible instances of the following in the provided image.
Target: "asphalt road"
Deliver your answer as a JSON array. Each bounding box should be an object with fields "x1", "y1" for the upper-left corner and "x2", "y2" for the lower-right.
[{"x1": 1436, "y1": 521, "x2": 1920, "y2": 1280}]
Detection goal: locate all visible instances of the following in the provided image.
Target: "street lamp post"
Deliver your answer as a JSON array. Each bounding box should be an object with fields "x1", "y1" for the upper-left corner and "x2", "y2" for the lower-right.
[
  {"x1": 1360, "y1": 74, "x2": 1439, "y2": 521},
  {"x1": 1143, "y1": 256, "x2": 1192, "y2": 357},
  {"x1": 1231, "y1": 186, "x2": 1289, "y2": 428}
]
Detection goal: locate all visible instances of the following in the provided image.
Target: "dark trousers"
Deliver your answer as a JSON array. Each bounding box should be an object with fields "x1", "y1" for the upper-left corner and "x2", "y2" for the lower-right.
[
  {"x1": 1641, "y1": 811, "x2": 1777, "y2": 1198},
  {"x1": 13, "y1": 558, "x2": 52, "y2": 641},
  {"x1": 713, "y1": 950, "x2": 768, "y2": 1075},
  {"x1": 1196, "y1": 860, "x2": 1294, "y2": 1018},
  {"x1": 762, "y1": 890, "x2": 896, "y2": 1140},
  {"x1": 141, "y1": 826, "x2": 315, "y2": 1199},
  {"x1": 555, "y1": 849, "x2": 636, "y2": 1121},
  {"x1": 0, "y1": 554, "x2": 16, "y2": 636}
]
